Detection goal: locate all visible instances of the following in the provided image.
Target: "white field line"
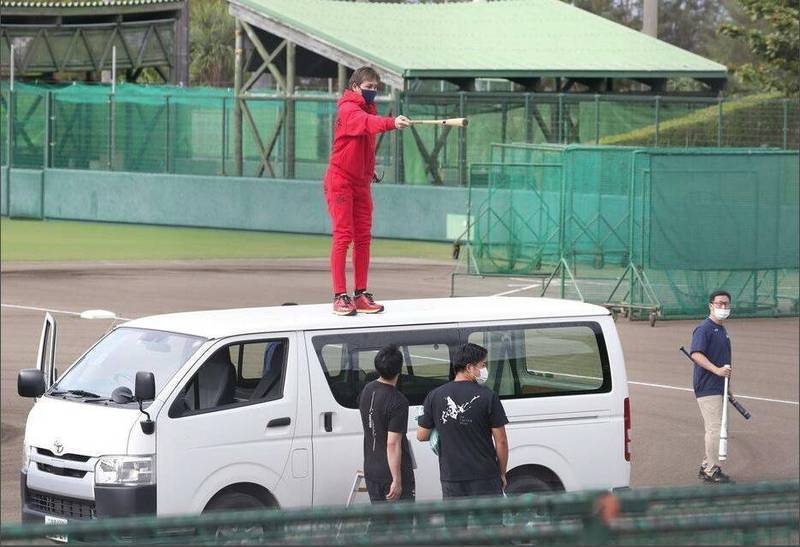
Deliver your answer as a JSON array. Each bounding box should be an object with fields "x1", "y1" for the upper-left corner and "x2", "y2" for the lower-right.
[
  {"x1": 628, "y1": 380, "x2": 798, "y2": 406},
  {"x1": 492, "y1": 283, "x2": 541, "y2": 297},
  {"x1": 1, "y1": 303, "x2": 132, "y2": 321}
]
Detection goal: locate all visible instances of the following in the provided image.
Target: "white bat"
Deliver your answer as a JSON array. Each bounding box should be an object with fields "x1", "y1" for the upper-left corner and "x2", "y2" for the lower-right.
[{"x1": 719, "y1": 365, "x2": 731, "y2": 461}]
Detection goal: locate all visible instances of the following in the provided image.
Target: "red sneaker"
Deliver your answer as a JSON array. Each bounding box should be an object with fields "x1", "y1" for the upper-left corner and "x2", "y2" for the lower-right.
[
  {"x1": 354, "y1": 292, "x2": 384, "y2": 314},
  {"x1": 332, "y1": 294, "x2": 356, "y2": 316}
]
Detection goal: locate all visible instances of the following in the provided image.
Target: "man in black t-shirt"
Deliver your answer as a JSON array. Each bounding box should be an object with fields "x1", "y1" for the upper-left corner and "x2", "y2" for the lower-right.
[
  {"x1": 417, "y1": 342, "x2": 509, "y2": 503},
  {"x1": 358, "y1": 344, "x2": 415, "y2": 503}
]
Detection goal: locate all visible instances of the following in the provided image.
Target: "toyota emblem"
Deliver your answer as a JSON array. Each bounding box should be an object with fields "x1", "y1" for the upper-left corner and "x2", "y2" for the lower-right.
[{"x1": 53, "y1": 440, "x2": 64, "y2": 455}]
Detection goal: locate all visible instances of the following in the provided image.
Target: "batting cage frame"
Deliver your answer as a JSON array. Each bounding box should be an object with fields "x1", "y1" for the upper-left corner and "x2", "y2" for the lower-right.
[{"x1": 452, "y1": 144, "x2": 800, "y2": 323}]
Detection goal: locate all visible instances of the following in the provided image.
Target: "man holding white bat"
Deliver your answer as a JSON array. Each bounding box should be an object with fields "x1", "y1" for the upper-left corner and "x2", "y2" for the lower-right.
[{"x1": 689, "y1": 290, "x2": 734, "y2": 484}]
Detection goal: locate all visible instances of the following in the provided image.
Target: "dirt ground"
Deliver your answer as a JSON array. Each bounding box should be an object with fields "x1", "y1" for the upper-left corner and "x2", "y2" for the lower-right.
[{"x1": 2, "y1": 258, "x2": 798, "y2": 522}]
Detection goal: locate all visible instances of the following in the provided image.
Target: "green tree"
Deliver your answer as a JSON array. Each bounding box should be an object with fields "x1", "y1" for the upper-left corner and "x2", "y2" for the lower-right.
[
  {"x1": 720, "y1": 0, "x2": 800, "y2": 96},
  {"x1": 189, "y1": 0, "x2": 235, "y2": 87}
]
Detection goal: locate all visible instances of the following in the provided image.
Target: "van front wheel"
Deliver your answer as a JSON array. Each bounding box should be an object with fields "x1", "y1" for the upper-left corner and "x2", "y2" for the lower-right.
[{"x1": 203, "y1": 492, "x2": 270, "y2": 543}]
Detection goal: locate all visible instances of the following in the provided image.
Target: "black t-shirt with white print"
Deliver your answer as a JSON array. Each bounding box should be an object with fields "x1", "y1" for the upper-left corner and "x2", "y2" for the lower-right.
[
  {"x1": 358, "y1": 380, "x2": 414, "y2": 484},
  {"x1": 419, "y1": 380, "x2": 509, "y2": 482}
]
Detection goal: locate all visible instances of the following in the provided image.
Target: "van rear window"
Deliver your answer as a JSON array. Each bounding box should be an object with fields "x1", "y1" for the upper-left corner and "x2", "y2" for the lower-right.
[{"x1": 465, "y1": 322, "x2": 611, "y2": 399}]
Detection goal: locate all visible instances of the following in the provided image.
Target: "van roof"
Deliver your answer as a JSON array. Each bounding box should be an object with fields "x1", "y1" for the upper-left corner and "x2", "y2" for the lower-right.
[{"x1": 122, "y1": 297, "x2": 610, "y2": 339}]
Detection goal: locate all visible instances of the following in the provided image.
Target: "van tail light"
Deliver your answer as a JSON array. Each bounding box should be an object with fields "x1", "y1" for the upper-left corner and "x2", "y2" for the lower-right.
[{"x1": 624, "y1": 397, "x2": 631, "y2": 462}]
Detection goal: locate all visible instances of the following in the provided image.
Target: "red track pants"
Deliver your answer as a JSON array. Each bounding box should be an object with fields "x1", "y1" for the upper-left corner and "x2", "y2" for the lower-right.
[{"x1": 324, "y1": 170, "x2": 373, "y2": 295}]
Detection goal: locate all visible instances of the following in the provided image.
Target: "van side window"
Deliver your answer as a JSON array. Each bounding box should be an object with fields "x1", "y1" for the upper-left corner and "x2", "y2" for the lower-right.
[
  {"x1": 312, "y1": 330, "x2": 458, "y2": 408},
  {"x1": 170, "y1": 338, "x2": 288, "y2": 417},
  {"x1": 466, "y1": 322, "x2": 610, "y2": 399}
]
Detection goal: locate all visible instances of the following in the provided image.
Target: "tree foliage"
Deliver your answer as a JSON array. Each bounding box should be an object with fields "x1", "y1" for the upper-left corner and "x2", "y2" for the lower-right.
[
  {"x1": 720, "y1": 0, "x2": 800, "y2": 96},
  {"x1": 189, "y1": 0, "x2": 235, "y2": 87}
]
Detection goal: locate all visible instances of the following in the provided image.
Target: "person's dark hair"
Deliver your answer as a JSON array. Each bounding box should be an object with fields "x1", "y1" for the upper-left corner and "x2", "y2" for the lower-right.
[
  {"x1": 374, "y1": 344, "x2": 403, "y2": 380},
  {"x1": 348, "y1": 66, "x2": 380, "y2": 90},
  {"x1": 453, "y1": 342, "x2": 488, "y2": 373},
  {"x1": 708, "y1": 290, "x2": 731, "y2": 303}
]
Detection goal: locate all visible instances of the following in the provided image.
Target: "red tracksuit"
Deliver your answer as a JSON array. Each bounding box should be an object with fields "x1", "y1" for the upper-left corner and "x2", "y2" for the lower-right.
[{"x1": 324, "y1": 90, "x2": 396, "y2": 295}]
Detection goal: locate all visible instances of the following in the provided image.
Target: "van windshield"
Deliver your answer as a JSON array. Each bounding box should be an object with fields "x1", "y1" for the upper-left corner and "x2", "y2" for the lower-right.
[{"x1": 50, "y1": 328, "x2": 205, "y2": 400}]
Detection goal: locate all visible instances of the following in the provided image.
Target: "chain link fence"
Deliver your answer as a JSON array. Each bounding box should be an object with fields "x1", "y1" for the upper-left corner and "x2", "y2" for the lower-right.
[{"x1": 1, "y1": 82, "x2": 797, "y2": 185}]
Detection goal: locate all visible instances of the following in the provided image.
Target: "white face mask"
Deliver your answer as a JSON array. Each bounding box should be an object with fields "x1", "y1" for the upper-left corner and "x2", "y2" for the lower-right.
[
  {"x1": 473, "y1": 366, "x2": 489, "y2": 384},
  {"x1": 713, "y1": 307, "x2": 730, "y2": 320}
]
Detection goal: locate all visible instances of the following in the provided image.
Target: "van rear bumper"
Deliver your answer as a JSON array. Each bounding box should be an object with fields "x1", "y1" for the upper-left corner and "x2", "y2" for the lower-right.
[{"x1": 21, "y1": 470, "x2": 156, "y2": 522}]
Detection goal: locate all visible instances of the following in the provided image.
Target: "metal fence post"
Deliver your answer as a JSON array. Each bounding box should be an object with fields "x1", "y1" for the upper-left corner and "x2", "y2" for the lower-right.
[
  {"x1": 393, "y1": 88, "x2": 403, "y2": 184},
  {"x1": 285, "y1": 41, "x2": 296, "y2": 179},
  {"x1": 221, "y1": 96, "x2": 227, "y2": 175},
  {"x1": 557, "y1": 93, "x2": 564, "y2": 143},
  {"x1": 717, "y1": 97, "x2": 723, "y2": 147},
  {"x1": 594, "y1": 94, "x2": 600, "y2": 144},
  {"x1": 524, "y1": 93, "x2": 532, "y2": 143},
  {"x1": 107, "y1": 94, "x2": 114, "y2": 170},
  {"x1": 164, "y1": 96, "x2": 171, "y2": 173},
  {"x1": 654, "y1": 96, "x2": 661, "y2": 147},
  {"x1": 43, "y1": 91, "x2": 51, "y2": 169},
  {"x1": 458, "y1": 91, "x2": 467, "y2": 186},
  {"x1": 8, "y1": 45, "x2": 15, "y2": 170},
  {"x1": 783, "y1": 99, "x2": 789, "y2": 149},
  {"x1": 233, "y1": 19, "x2": 243, "y2": 176}
]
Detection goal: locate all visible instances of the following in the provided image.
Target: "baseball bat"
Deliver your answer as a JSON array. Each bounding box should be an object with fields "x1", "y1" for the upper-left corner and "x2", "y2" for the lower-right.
[
  {"x1": 678, "y1": 347, "x2": 752, "y2": 420},
  {"x1": 728, "y1": 394, "x2": 751, "y2": 420},
  {"x1": 719, "y1": 365, "x2": 730, "y2": 461},
  {"x1": 409, "y1": 117, "x2": 469, "y2": 128}
]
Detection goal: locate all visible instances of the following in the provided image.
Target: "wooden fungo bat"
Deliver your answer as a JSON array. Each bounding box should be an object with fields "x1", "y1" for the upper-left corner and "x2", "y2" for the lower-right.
[{"x1": 408, "y1": 117, "x2": 469, "y2": 128}]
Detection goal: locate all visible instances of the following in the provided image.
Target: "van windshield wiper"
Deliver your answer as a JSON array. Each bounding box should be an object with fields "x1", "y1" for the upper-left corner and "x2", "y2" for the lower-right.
[{"x1": 50, "y1": 389, "x2": 103, "y2": 399}]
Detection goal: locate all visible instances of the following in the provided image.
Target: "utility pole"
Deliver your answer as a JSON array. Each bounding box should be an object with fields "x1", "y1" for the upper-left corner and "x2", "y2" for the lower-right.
[{"x1": 642, "y1": 0, "x2": 657, "y2": 38}]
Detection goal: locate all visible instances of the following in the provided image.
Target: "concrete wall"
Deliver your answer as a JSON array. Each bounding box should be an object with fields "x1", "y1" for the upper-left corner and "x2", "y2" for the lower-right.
[
  {"x1": 0, "y1": 168, "x2": 471, "y2": 242},
  {"x1": 3, "y1": 168, "x2": 44, "y2": 219},
  {"x1": 1, "y1": 167, "x2": 7, "y2": 217}
]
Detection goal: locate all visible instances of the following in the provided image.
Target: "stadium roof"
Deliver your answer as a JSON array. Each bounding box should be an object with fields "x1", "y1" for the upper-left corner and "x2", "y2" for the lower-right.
[
  {"x1": 228, "y1": 0, "x2": 728, "y2": 91},
  {"x1": 1, "y1": 0, "x2": 182, "y2": 15}
]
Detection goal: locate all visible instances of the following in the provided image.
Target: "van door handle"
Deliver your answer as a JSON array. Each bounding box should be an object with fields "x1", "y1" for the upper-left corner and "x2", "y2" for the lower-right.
[
  {"x1": 323, "y1": 412, "x2": 333, "y2": 432},
  {"x1": 267, "y1": 417, "x2": 291, "y2": 428}
]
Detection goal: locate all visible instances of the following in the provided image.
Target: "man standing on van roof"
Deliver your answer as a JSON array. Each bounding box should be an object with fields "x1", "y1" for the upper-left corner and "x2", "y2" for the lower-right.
[
  {"x1": 358, "y1": 345, "x2": 416, "y2": 503},
  {"x1": 690, "y1": 290, "x2": 734, "y2": 484},
  {"x1": 417, "y1": 343, "x2": 509, "y2": 506},
  {"x1": 324, "y1": 66, "x2": 411, "y2": 316}
]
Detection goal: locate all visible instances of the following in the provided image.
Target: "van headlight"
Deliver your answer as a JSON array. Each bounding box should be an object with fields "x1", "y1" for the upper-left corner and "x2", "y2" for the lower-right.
[{"x1": 95, "y1": 455, "x2": 155, "y2": 486}]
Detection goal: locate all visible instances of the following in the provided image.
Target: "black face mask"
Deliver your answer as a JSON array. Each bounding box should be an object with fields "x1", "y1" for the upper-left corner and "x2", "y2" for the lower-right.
[{"x1": 360, "y1": 88, "x2": 377, "y2": 104}]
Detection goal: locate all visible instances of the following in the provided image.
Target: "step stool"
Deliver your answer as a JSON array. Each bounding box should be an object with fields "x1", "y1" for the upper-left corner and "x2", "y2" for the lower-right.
[{"x1": 346, "y1": 469, "x2": 369, "y2": 507}]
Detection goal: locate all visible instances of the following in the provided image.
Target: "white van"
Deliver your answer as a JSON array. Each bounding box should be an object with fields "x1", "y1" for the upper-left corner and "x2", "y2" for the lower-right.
[{"x1": 18, "y1": 297, "x2": 630, "y2": 525}]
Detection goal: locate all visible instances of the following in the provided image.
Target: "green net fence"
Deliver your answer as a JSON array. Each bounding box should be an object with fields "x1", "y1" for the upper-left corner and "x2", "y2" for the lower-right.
[
  {"x1": 454, "y1": 144, "x2": 799, "y2": 320},
  {"x1": 1, "y1": 82, "x2": 798, "y2": 185},
  {"x1": 2, "y1": 480, "x2": 797, "y2": 545}
]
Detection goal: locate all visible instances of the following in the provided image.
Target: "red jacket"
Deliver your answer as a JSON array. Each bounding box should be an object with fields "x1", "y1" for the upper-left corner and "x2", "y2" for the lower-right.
[{"x1": 327, "y1": 90, "x2": 396, "y2": 184}]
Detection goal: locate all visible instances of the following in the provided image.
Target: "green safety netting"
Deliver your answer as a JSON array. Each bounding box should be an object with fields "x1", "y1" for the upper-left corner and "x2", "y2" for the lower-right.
[
  {"x1": 1, "y1": 480, "x2": 797, "y2": 545},
  {"x1": 1, "y1": 82, "x2": 798, "y2": 185},
  {"x1": 455, "y1": 144, "x2": 799, "y2": 320}
]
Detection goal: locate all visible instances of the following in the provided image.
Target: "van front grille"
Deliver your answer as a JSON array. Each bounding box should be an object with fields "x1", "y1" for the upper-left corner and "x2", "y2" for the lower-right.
[
  {"x1": 27, "y1": 489, "x2": 96, "y2": 519},
  {"x1": 37, "y1": 463, "x2": 88, "y2": 479},
  {"x1": 36, "y1": 448, "x2": 91, "y2": 462}
]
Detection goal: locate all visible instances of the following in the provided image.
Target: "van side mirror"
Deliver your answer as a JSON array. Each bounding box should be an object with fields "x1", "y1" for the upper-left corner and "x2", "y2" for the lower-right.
[
  {"x1": 135, "y1": 372, "x2": 156, "y2": 401},
  {"x1": 18, "y1": 369, "x2": 46, "y2": 398},
  {"x1": 135, "y1": 372, "x2": 156, "y2": 435}
]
